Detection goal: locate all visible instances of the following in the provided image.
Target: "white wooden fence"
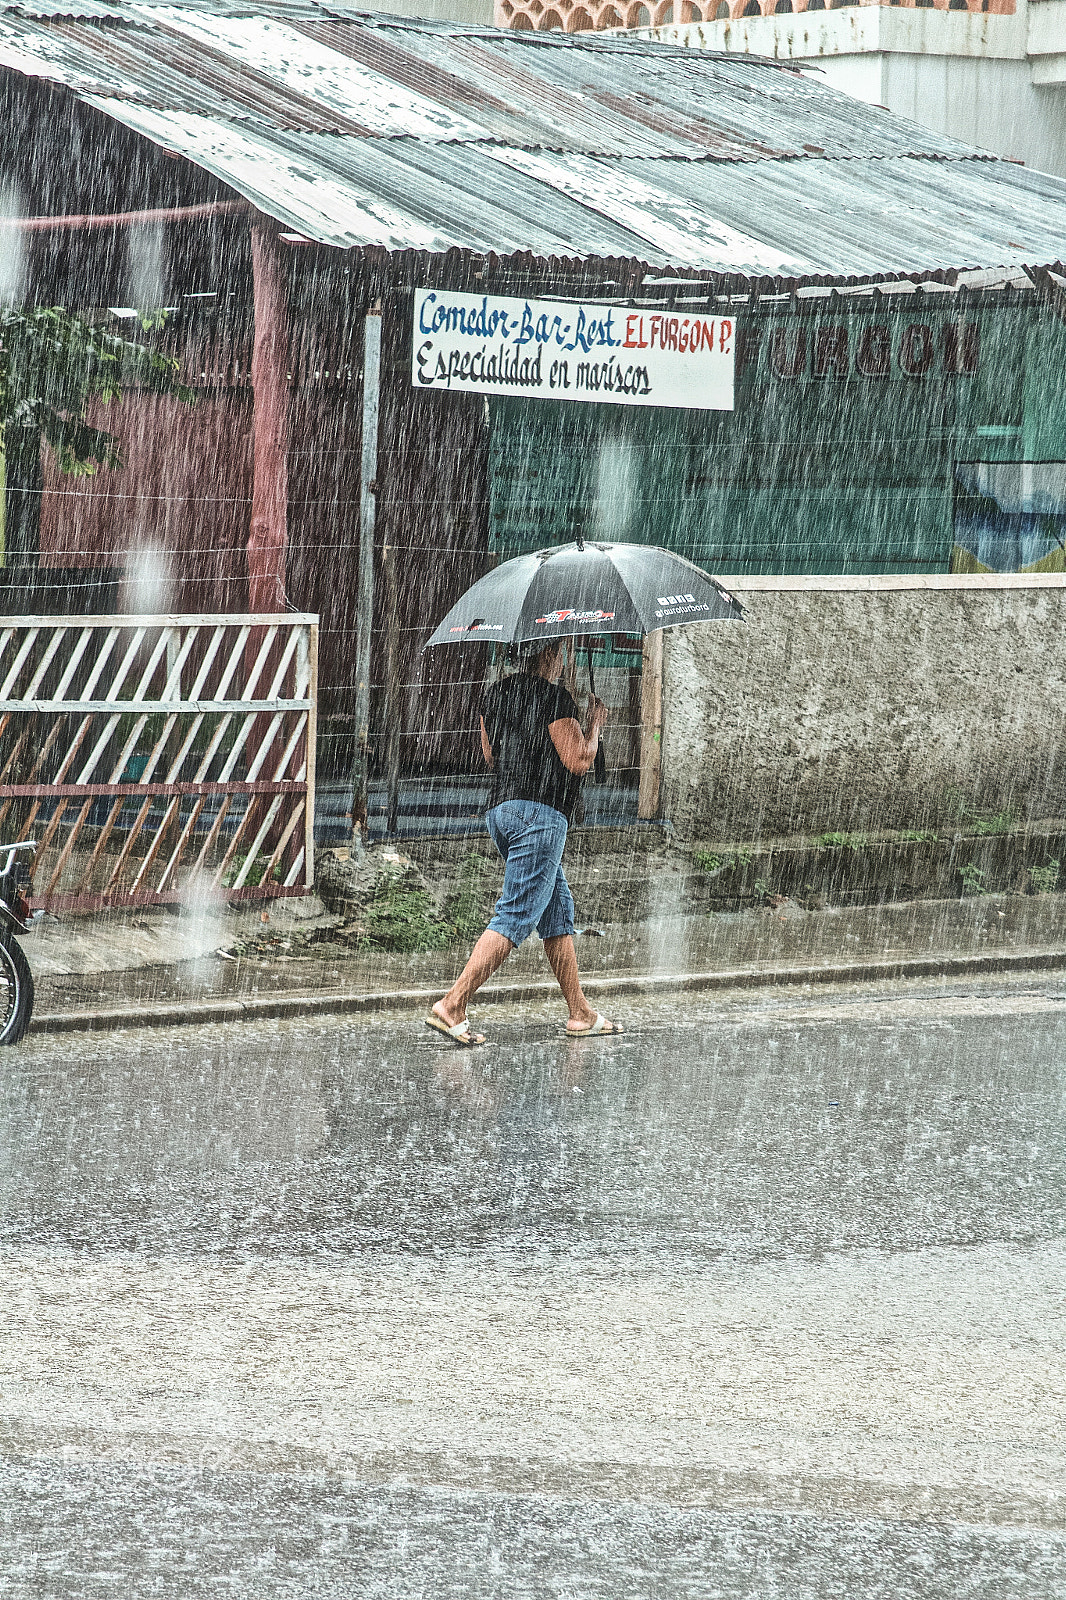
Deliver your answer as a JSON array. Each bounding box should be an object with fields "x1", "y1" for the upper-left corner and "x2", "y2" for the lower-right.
[{"x1": 0, "y1": 614, "x2": 317, "y2": 910}]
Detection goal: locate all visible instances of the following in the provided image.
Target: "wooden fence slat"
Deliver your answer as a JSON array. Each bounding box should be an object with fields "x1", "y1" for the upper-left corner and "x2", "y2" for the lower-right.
[
  {"x1": 245, "y1": 712, "x2": 285, "y2": 782},
  {"x1": 74, "y1": 797, "x2": 129, "y2": 895},
  {"x1": 270, "y1": 717, "x2": 306, "y2": 785},
  {"x1": 0, "y1": 720, "x2": 33, "y2": 786},
  {"x1": 228, "y1": 795, "x2": 284, "y2": 891},
  {"x1": 209, "y1": 792, "x2": 264, "y2": 889},
  {"x1": 0, "y1": 698, "x2": 312, "y2": 713},
  {"x1": 216, "y1": 626, "x2": 252, "y2": 700},
  {"x1": 103, "y1": 796, "x2": 157, "y2": 894},
  {"x1": 7, "y1": 715, "x2": 84, "y2": 841},
  {"x1": 155, "y1": 796, "x2": 208, "y2": 892},
  {"x1": 242, "y1": 624, "x2": 279, "y2": 701},
  {"x1": 283, "y1": 845, "x2": 306, "y2": 890},
  {"x1": 53, "y1": 627, "x2": 94, "y2": 700},
  {"x1": 0, "y1": 628, "x2": 40, "y2": 699},
  {"x1": 161, "y1": 625, "x2": 197, "y2": 702},
  {"x1": 75, "y1": 713, "x2": 126, "y2": 788},
  {"x1": 129, "y1": 795, "x2": 183, "y2": 893},
  {"x1": 265, "y1": 629, "x2": 301, "y2": 701},
  {"x1": 102, "y1": 626, "x2": 147, "y2": 705},
  {"x1": 44, "y1": 797, "x2": 94, "y2": 897},
  {"x1": 189, "y1": 794, "x2": 234, "y2": 878},
  {"x1": 261, "y1": 799, "x2": 305, "y2": 890},
  {"x1": 188, "y1": 626, "x2": 226, "y2": 699},
  {"x1": 23, "y1": 627, "x2": 68, "y2": 700},
  {"x1": 78, "y1": 627, "x2": 121, "y2": 700},
  {"x1": 139, "y1": 712, "x2": 183, "y2": 784}
]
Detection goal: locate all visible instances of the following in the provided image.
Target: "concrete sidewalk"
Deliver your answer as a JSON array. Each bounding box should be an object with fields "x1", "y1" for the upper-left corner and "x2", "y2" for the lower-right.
[{"x1": 22, "y1": 888, "x2": 1066, "y2": 1035}]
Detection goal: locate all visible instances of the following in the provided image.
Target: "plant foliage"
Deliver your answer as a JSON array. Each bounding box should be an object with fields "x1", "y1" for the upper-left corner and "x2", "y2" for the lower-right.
[
  {"x1": 959, "y1": 862, "x2": 987, "y2": 897},
  {"x1": 1029, "y1": 859, "x2": 1061, "y2": 895},
  {"x1": 355, "y1": 865, "x2": 454, "y2": 954},
  {"x1": 819, "y1": 831, "x2": 868, "y2": 851},
  {"x1": 692, "y1": 847, "x2": 754, "y2": 875},
  {"x1": 0, "y1": 306, "x2": 192, "y2": 475}
]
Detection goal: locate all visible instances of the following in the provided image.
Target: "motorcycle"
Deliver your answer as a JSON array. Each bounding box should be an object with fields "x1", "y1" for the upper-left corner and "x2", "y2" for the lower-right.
[{"x1": 0, "y1": 840, "x2": 35, "y2": 1044}]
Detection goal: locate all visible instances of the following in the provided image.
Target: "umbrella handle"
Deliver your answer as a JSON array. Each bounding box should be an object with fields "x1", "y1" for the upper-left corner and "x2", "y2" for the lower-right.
[{"x1": 587, "y1": 643, "x2": 607, "y2": 786}]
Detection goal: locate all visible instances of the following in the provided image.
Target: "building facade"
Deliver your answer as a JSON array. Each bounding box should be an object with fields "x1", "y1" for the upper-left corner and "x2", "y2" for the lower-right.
[{"x1": 6, "y1": 3, "x2": 1066, "y2": 810}]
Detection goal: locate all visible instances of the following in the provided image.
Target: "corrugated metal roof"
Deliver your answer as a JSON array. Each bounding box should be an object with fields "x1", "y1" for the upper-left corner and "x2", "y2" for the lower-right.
[{"x1": 0, "y1": 0, "x2": 1063, "y2": 280}]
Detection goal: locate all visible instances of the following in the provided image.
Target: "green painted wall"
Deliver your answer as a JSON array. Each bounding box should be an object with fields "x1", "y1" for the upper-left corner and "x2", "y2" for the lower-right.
[{"x1": 489, "y1": 298, "x2": 1066, "y2": 575}]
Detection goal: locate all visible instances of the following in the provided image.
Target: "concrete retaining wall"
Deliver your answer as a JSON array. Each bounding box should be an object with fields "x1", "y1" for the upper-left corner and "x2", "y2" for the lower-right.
[{"x1": 660, "y1": 577, "x2": 1066, "y2": 841}]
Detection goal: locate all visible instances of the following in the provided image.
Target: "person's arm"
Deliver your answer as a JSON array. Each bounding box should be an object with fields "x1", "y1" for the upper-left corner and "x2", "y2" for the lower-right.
[
  {"x1": 480, "y1": 715, "x2": 494, "y2": 769},
  {"x1": 549, "y1": 694, "x2": 608, "y2": 776}
]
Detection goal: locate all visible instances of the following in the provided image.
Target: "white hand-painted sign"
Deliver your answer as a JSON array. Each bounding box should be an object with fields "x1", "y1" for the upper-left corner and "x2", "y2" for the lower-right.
[{"x1": 412, "y1": 288, "x2": 734, "y2": 412}]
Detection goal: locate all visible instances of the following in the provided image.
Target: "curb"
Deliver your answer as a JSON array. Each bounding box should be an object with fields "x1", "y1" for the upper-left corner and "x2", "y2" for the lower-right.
[{"x1": 28, "y1": 944, "x2": 1066, "y2": 1036}]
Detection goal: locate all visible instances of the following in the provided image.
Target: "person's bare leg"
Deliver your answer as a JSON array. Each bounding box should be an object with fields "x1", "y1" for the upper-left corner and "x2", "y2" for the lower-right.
[
  {"x1": 543, "y1": 934, "x2": 596, "y2": 1030},
  {"x1": 433, "y1": 929, "x2": 513, "y2": 1030}
]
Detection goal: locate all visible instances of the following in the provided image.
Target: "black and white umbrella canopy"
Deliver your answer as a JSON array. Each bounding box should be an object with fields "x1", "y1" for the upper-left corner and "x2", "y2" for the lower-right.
[{"x1": 424, "y1": 542, "x2": 743, "y2": 648}]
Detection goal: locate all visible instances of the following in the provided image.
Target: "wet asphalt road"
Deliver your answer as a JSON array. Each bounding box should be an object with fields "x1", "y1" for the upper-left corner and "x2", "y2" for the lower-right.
[{"x1": 2, "y1": 974, "x2": 1066, "y2": 1597}]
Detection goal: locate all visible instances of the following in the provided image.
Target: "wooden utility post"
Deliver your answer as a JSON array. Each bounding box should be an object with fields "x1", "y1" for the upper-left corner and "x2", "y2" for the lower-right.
[
  {"x1": 638, "y1": 629, "x2": 663, "y2": 819},
  {"x1": 351, "y1": 303, "x2": 381, "y2": 853},
  {"x1": 249, "y1": 219, "x2": 289, "y2": 613},
  {"x1": 245, "y1": 219, "x2": 291, "y2": 831}
]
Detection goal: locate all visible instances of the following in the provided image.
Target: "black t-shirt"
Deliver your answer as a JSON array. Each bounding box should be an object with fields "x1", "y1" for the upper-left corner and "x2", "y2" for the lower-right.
[{"x1": 483, "y1": 672, "x2": 583, "y2": 823}]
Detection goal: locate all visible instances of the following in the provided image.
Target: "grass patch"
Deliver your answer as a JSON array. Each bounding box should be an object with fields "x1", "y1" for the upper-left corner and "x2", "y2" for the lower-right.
[
  {"x1": 896, "y1": 828, "x2": 939, "y2": 843},
  {"x1": 222, "y1": 852, "x2": 282, "y2": 888},
  {"x1": 355, "y1": 853, "x2": 499, "y2": 954},
  {"x1": 819, "y1": 831, "x2": 868, "y2": 851},
  {"x1": 353, "y1": 865, "x2": 454, "y2": 954},
  {"x1": 447, "y1": 852, "x2": 497, "y2": 943}
]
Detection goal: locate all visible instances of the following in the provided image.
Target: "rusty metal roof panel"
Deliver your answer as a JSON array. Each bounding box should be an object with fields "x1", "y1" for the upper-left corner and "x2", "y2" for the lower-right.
[
  {"x1": 0, "y1": 0, "x2": 130, "y2": 18},
  {"x1": 604, "y1": 153, "x2": 1066, "y2": 278},
  {"x1": 0, "y1": 2, "x2": 978, "y2": 160},
  {"x1": 67, "y1": 96, "x2": 1066, "y2": 281},
  {"x1": 1, "y1": 2, "x2": 1065, "y2": 281},
  {"x1": 452, "y1": 33, "x2": 978, "y2": 162},
  {"x1": 78, "y1": 98, "x2": 814, "y2": 269},
  {"x1": 288, "y1": 19, "x2": 689, "y2": 154},
  {"x1": 144, "y1": 7, "x2": 499, "y2": 140}
]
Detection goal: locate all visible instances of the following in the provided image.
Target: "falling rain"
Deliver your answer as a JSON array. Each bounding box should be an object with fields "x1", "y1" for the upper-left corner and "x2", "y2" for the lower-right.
[{"x1": 0, "y1": 3, "x2": 1064, "y2": 1596}]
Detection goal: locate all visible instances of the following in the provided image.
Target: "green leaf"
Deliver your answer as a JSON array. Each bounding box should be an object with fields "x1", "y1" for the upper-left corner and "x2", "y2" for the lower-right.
[{"x1": 0, "y1": 304, "x2": 194, "y2": 475}]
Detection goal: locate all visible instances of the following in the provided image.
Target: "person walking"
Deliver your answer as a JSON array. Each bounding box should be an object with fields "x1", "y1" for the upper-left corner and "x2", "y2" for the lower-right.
[{"x1": 427, "y1": 639, "x2": 624, "y2": 1047}]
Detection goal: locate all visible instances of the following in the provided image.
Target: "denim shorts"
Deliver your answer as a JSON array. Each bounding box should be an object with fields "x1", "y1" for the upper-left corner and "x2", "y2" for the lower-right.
[{"x1": 486, "y1": 800, "x2": 575, "y2": 948}]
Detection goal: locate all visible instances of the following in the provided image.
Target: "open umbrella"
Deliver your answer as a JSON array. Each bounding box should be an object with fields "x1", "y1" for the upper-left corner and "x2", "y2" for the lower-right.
[
  {"x1": 423, "y1": 539, "x2": 743, "y2": 648},
  {"x1": 425, "y1": 539, "x2": 743, "y2": 785}
]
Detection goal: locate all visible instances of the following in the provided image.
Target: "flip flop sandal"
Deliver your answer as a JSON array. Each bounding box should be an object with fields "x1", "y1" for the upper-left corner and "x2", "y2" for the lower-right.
[
  {"x1": 425, "y1": 1013, "x2": 488, "y2": 1047},
  {"x1": 563, "y1": 1013, "x2": 624, "y2": 1038}
]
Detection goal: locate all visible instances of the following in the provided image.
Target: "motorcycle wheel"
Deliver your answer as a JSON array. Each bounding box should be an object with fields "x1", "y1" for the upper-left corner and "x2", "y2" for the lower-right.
[{"x1": 0, "y1": 932, "x2": 33, "y2": 1045}]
